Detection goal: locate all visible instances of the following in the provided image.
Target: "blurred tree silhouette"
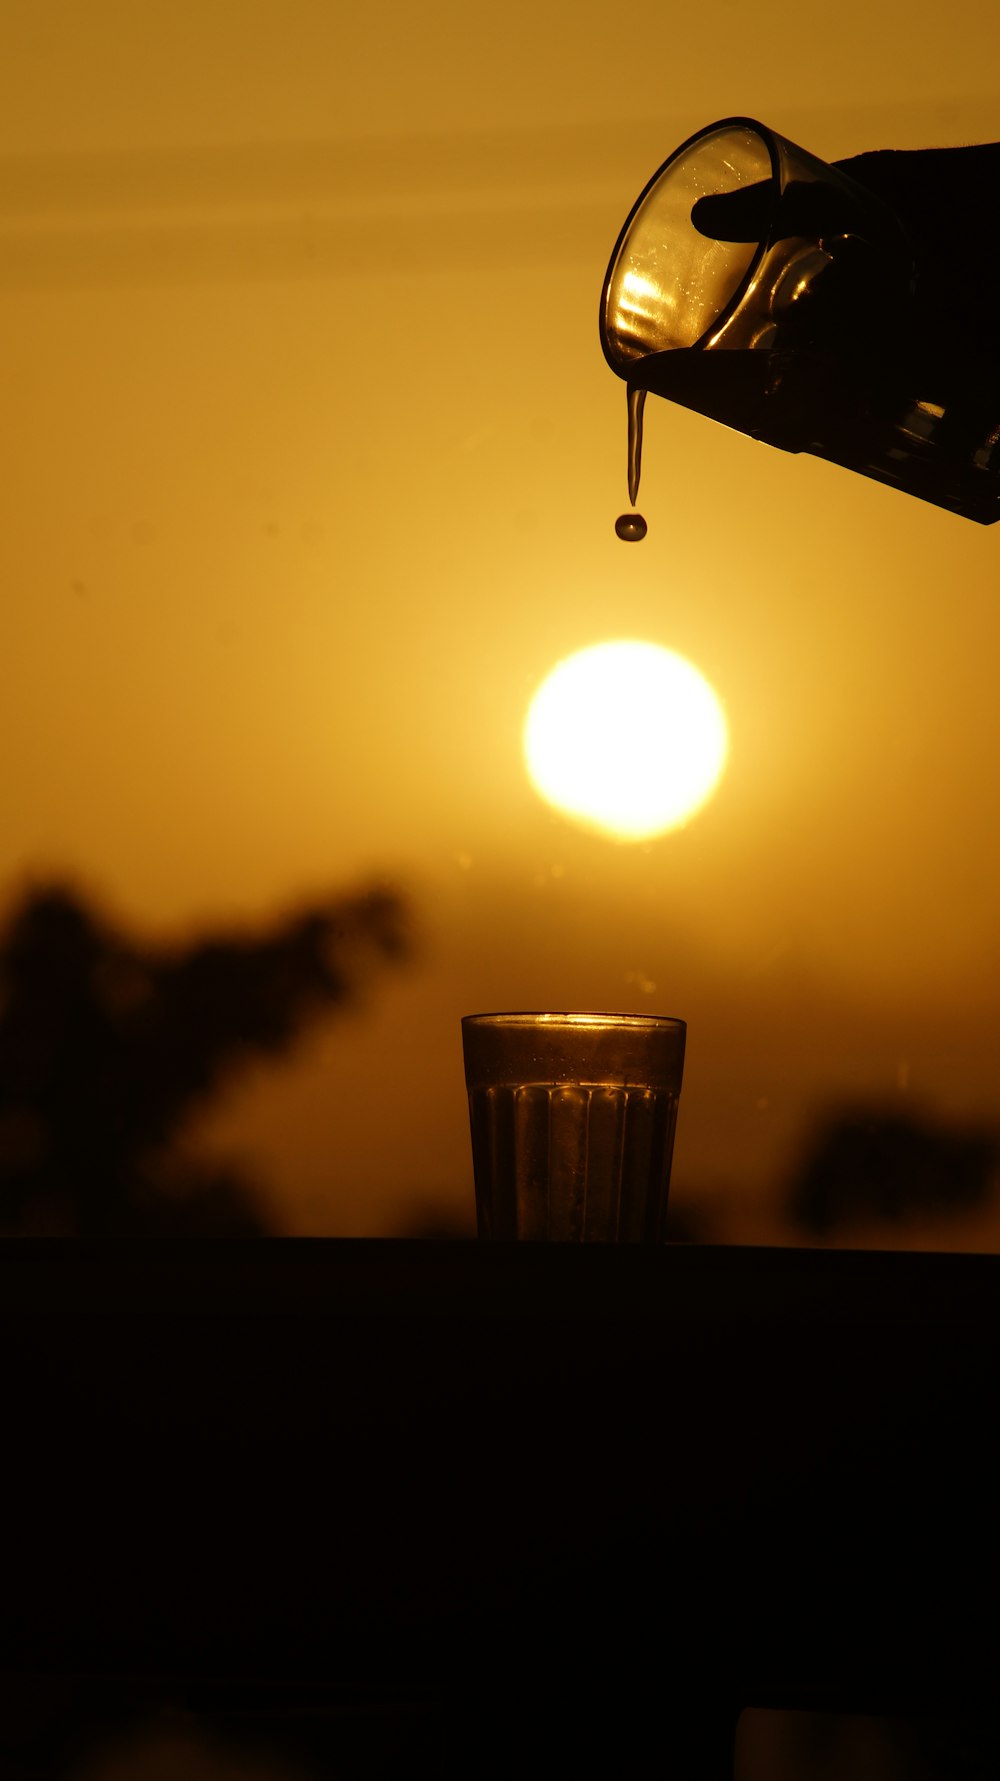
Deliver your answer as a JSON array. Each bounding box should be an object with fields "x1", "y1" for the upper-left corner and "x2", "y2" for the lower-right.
[
  {"x1": 786, "y1": 1105, "x2": 999, "y2": 1237},
  {"x1": 0, "y1": 878, "x2": 409, "y2": 1236}
]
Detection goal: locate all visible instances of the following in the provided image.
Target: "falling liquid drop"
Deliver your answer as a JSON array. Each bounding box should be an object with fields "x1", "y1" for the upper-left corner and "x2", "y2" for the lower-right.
[{"x1": 615, "y1": 512, "x2": 647, "y2": 541}]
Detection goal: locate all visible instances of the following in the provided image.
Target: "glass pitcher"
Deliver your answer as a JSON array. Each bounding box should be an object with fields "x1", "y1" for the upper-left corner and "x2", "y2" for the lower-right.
[{"x1": 601, "y1": 118, "x2": 1000, "y2": 524}]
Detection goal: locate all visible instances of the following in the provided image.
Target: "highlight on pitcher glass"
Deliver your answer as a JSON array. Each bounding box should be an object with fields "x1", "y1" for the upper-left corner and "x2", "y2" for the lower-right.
[
  {"x1": 601, "y1": 116, "x2": 1000, "y2": 523},
  {"x1": 462, "y1": 1012, "x2": 686, "y2": 1242}
]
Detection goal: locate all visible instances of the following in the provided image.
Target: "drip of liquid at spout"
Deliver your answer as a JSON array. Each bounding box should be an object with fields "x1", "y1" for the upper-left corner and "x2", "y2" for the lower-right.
[
  {"x1": 615, "y1": 384, "x2": 647, "y2": 540},
  {"x1": 627, "y1": 385, "x2": 646, "y2": 506}
]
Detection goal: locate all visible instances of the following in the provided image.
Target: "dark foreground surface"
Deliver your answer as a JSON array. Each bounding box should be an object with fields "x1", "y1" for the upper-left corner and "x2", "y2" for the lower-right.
[{"x1": 1, "y1": 1239, "x2": 997, "y2": 1775}]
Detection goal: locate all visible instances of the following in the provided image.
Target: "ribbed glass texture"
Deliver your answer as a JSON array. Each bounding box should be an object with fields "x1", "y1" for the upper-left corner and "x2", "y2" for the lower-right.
[{"x1": 468, "y1": 1082, "x2": 680, "y2": 1242}]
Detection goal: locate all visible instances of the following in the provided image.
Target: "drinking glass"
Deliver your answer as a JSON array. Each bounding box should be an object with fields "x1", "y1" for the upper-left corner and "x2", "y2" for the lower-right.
[{"x1": 462, "y1": 1012, "x2": 686, "y2": 1242}]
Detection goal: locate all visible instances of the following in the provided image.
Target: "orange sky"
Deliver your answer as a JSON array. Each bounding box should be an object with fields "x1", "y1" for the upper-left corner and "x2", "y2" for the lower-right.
[{"x1": 2, "y1": 2, "x2": 1000, "y2": 1241}]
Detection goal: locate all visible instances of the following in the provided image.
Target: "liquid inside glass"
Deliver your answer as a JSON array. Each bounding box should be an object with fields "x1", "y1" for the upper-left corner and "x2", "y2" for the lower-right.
[{"x1": 468, "y1": 1082, "x2": 679, "y2": 1242}]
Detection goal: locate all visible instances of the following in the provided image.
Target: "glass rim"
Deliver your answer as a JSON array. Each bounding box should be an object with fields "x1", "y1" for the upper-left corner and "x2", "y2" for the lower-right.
[
  {"x1": 599, "y1": 114, "x2": 780, "y2": 373},
  {"x1": 462, "y1": 1011, "x2": 686, "y2": 1031}
]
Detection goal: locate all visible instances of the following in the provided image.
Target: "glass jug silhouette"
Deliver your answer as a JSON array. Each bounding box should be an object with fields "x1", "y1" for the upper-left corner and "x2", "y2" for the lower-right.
[{"x1": 601, "y1": 118, "x2": 1000, "y2": 524}]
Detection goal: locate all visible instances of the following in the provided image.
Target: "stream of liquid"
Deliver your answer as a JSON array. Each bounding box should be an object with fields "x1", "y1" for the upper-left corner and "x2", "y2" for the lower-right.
[
  {"x1": 615, "y1": 385, "x2": 647, "y2": 541},
  {"x1": 627, "y1": 384, "x2": 645, "y2": 505}
]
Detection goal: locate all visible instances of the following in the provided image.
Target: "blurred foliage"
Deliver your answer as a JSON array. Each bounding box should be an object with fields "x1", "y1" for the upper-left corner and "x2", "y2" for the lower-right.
[
  {"x1": 0, "y1": 878, "x2": 409, "y2": 1235},
  {"x1": 785, "y1": 1105, "x2": 999, "y2": 1237}
]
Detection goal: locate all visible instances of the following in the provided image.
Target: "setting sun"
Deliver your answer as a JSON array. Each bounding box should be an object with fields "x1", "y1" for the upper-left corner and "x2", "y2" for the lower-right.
[{"x1": 523, "y1": 640, "x2": 728, "y2": 841}]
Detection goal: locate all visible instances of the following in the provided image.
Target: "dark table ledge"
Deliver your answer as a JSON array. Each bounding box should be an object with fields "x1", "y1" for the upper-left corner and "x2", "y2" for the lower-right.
[
  {"x1": 1, "y1": 1240, "x2": 997, "y2": 1742},
  {"x1": 1, "y1": 1234, "x2": 998, "y2": 1318}
]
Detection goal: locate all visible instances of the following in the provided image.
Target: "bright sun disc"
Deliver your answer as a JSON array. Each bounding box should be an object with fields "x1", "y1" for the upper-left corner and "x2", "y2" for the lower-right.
[{"x1": 523, "y1": 640, "x2": 728, "y2": 841}]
